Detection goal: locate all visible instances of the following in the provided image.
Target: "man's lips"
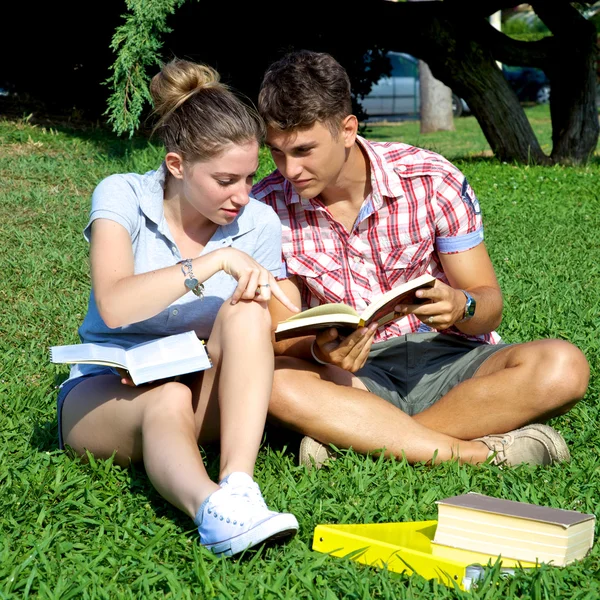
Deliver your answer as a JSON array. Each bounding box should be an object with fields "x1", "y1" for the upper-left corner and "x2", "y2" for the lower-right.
[{"x1": 291, "y1": 179, "x2": 312, "y2": 187}]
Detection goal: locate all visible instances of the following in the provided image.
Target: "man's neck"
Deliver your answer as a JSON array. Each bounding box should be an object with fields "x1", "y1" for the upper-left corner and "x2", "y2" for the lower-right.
[{"x1": 320, "y1": 142, "x2": 371, "y2": 210}]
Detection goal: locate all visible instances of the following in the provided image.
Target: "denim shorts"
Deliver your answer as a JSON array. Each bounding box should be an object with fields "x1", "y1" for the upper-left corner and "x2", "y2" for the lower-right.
[
  {"x1": 56, "y1": 368, "x2": 114, "y2": 450},
  {"x1": 355, "y1": 332, "x2": 510, "y2": 415}
]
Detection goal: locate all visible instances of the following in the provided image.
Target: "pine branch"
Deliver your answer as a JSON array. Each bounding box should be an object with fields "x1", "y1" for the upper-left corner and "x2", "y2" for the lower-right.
[{"x1": 104, "y1": 0, "x2": 193, "y2": 137}]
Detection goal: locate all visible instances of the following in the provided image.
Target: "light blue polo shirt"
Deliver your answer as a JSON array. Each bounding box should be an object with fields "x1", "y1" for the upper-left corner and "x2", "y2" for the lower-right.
[{"x1": 67, "y1": 163, "x2": 283, "y2": 381}]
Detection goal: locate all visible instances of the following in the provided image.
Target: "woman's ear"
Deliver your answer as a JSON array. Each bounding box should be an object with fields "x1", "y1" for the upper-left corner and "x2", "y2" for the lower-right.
[
  {"x1": 342, "y1": 115, "x2": 358, "y2": 148},
  {"x1": 165, "y1": 152, "x2": 185, "y2": 179}
]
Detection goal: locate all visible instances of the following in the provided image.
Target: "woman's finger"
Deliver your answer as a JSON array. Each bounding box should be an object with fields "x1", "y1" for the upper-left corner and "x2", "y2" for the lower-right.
[
  {"x1": 241, "y1": 268, "x2": 262, "y2": 300},
  {"x1": 231, "y1": 270, "x2": 252, "y2": 304},
  {"x1": 269, "y1": 278, "x2": 300, "y2": 313}
]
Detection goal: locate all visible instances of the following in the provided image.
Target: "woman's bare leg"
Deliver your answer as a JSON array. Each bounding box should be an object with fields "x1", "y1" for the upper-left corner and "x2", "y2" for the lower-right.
[
  {"x1": 195, "y1": 299, "x2": 276, "y2": 481},
  {"x1": 62, "y1": 376, "x2": 219, "y2": 518}
]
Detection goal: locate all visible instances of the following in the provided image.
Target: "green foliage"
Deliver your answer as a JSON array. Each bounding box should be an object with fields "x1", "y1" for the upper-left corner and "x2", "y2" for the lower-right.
[
  {"x1": 104, "y1": 0, "x2": 197, "y2": 138},
  {"x1": 0, "y1": 107, "x2": 599, "y2": 598},
  {"x1": 503, "y1": 10, "x2": 550, "y2": 37}
]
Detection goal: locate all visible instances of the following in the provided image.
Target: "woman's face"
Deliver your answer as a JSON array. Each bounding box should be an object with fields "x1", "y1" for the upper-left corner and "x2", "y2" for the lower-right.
[{"x1": 178, "y1": 140, "x2": 259, "y2": 225}]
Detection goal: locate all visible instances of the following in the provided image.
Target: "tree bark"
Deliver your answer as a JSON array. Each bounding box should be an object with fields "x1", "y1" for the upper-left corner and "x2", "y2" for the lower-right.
[
  {"x1": 374, "y1": 1, "x2": 549, "y2": 164},
  {"x1": 419, "y1": 60, "x2": 455, "y2": 133},
  {"x1": 533, "y1": 1, "x2": 599, "y2": 164}
]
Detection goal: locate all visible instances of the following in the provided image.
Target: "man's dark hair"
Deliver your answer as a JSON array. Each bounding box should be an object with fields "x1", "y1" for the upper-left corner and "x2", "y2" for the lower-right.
[{"x1": 258, "y1": 50, "x2": 353, "y2": 134}]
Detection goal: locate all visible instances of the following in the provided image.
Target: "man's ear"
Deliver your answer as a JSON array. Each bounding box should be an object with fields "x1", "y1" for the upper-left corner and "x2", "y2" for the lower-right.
[
  {"x1": 165, "y1": 152, "x2": 185, "y2": 179},
  {"x1": 342, "y1": 115, "x2": 358, "y2": 148}
]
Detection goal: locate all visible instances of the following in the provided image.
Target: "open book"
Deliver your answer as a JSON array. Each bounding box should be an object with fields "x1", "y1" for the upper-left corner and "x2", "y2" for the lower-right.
[
  {"x1": 274, "y1": 273, "x2": 436, "y2": 342},
  {"x1": 50, "y1": 330, "x2": 212, "y2": 386}
]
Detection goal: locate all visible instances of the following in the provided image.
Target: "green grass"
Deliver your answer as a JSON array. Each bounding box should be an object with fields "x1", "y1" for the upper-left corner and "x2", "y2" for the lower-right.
[{"x1": 1, "y1": 105, "x2": 599, "y2": 598}]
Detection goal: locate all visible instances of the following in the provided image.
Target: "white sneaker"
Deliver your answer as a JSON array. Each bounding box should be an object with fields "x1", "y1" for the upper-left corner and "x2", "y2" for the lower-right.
[{"x1": 195, "y1": 472, "x2": 298, "y2": 557}]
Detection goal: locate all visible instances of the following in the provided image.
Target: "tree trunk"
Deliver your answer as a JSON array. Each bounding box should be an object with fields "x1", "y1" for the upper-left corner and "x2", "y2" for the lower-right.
[
  {"x1": 532, "y1": 1, "x2": 599, "y2": 164},
  {"x1": 419, "y1": 60, "x2": 455, "y2": 133},
  {"x1": 374, "y1": 1, "x2": 550, "y2": 164}
]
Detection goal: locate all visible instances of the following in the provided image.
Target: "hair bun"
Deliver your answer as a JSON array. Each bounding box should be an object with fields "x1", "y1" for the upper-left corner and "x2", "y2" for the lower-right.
[{"x1": 150, "y1": 58, "x2": 221, "y2": 119}]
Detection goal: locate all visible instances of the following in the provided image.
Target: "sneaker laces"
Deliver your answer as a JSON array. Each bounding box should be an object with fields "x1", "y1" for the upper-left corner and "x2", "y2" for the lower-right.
[{"x1": 217, "y1": 473, "x2": 269, "y2": 514}]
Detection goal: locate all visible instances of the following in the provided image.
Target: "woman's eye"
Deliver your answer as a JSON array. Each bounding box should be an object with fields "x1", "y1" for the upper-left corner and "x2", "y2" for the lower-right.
[{"x1": 217, "y1": 180, "x2": 234, "y2": 186}]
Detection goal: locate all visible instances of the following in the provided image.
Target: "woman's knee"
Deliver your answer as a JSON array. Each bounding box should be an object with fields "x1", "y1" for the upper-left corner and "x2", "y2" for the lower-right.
[
  {"x1": 143, "y1": 381, "x2": 195, "y2": 424},
  {"x1": 216, "y1": 299, "x2": 271, "y2": 333}
]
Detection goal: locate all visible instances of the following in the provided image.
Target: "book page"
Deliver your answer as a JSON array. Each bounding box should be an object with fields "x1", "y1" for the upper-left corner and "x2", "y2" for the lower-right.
[
  {"x1": 279, "y1": 303, "x2": 360, "y2": 323},
  {"x1": 50, "y1": 343, "x2": 127, "y2": 368},
  {"x1": 126, "y1": 331, "x2": 206, "y2": 370},
  {"x1": 362, "y1": 274, "x2": 436, "y2": 325}
]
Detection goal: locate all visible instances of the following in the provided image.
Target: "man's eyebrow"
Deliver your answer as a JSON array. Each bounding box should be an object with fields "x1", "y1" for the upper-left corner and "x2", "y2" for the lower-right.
[{"x1": 266, "y1": 141, "x2": 315, "y2": 152}]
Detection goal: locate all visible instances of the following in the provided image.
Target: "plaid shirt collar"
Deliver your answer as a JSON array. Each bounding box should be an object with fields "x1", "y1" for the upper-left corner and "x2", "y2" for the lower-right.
[{"x1": 280, "y1": 136, "x2": 408, "y2": 214}]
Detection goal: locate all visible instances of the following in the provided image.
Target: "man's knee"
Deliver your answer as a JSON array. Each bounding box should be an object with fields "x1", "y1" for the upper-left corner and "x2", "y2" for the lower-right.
[{"x1": 521, "y1": 340, "x2": 589, "y2": 409}]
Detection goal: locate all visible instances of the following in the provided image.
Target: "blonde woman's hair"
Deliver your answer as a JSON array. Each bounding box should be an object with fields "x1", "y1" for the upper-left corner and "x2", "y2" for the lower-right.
[{"x1": 150, "y1": 58, "x2": 265, "y2": 161}]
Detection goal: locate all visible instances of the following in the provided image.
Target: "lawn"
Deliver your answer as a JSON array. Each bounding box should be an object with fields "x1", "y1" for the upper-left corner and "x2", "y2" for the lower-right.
[{"x1": 0, "y1": 105, "x2": 599, "y2": 599}]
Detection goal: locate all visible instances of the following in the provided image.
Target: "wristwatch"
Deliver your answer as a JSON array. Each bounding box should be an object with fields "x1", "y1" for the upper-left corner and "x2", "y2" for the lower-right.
[{"x1": 458, "y1": 289, "x2": 476, "y2": 322}]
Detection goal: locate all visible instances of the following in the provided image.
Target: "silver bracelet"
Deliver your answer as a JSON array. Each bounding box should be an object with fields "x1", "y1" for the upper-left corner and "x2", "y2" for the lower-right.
[
  {"x1": 179, "y1": 258, "x2": 204, "y2": 299},
  {"x1": 310, "y1": 340, "x2": 328, "y2": 365}
]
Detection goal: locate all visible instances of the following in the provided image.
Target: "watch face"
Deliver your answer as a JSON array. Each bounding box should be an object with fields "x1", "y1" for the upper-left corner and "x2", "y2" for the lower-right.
[{"x1": 465, "y1": 294, "x2": 476, "y2": 317}]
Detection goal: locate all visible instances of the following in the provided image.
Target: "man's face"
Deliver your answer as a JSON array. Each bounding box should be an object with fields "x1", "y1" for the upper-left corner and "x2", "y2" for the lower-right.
[{"x1": 265, "y1": 121, "x2": 350, "y2": 199}]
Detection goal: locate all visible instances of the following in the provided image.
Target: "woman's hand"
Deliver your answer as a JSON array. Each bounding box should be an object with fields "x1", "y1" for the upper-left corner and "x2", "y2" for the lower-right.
[{"x1": 217, "y1": 248, "x2": 299, "y2": 313}]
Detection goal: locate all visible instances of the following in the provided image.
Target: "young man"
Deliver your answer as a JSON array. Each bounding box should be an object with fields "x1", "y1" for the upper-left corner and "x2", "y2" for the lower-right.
[{"x1": 252, "y1": 50, "x2": 590, "y2": 469}]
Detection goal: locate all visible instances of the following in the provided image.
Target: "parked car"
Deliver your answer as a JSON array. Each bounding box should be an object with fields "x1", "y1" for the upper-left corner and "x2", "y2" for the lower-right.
[
  {"x1": 361, "y1": 52, "x2": 552, "y2": 121},
  {"x1": 360, "y1": 52, "x2": 470, "y2": 120},
  {"x1": 501, "y1": 65, "x2": 550, "y2": 104}
]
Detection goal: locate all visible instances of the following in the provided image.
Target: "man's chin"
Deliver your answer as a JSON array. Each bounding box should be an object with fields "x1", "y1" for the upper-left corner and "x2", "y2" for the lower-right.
[{"x1": 294, "y1": 184, "x2": 320, "y2": 200}]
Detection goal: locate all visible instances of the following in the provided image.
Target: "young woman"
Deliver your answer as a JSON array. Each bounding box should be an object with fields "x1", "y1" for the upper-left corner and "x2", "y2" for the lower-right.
[{"x1": 56, "y1": 58, "x2": 300, "y2": 557}]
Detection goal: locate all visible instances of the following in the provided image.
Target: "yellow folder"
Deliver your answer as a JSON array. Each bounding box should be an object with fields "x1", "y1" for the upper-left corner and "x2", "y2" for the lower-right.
[{"x1": 312, "y1": 520, "x2": 538, "y2": 591}]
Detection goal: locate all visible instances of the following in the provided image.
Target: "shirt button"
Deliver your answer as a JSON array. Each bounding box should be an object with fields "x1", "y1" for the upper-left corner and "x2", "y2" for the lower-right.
[
  {"x1": 396, "y1": 165, "x2": 407, "y2": 172},
  {"x1": 353, "y1": 256, "x2": 361, "y2": 263},
  {"x1": 172, "y1": 246, "x2": 177, "y2": 253},
  {"x1": 172, "y1": 309, "x2": 179, "y2": 316}
]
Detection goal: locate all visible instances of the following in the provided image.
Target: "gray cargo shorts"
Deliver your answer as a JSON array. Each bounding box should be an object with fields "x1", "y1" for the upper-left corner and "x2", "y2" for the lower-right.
[{"x1": 355, "y1": 332, "x2": 511, "y2": 415}]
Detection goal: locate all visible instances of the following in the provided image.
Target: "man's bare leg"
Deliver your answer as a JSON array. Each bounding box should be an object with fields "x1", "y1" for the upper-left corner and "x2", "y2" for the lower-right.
[
  {"x1": 270, "y1": 357, "x2": 490, "y2": 465},
  {"x1": 413, "y1": 339, "x2": 589, "y2": 439}
]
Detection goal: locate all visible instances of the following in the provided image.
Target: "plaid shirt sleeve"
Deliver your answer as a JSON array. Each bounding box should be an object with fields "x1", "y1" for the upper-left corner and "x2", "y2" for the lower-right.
[{"x1": 434, "y1": 166, "x2": 484, "y2": 255}]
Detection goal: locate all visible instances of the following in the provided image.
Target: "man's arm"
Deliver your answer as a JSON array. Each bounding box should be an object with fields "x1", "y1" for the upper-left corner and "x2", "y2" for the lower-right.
[{"x1": 405, "y1": 243, "x2": 503, "y2": 335}]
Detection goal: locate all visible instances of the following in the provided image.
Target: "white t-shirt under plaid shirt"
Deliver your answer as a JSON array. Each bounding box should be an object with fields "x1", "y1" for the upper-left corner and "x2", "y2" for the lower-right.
[{"x1": 252, "y1": 136, "x2": 501, "y2": 345}]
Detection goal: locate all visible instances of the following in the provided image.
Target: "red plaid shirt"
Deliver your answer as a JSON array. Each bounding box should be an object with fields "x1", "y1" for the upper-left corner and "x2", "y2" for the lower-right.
[{"x1": 252, "y1": 137, "x2": 500, "y2": 344}]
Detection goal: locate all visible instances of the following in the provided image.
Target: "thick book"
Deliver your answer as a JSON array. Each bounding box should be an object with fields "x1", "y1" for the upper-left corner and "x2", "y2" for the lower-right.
[
  {"x1": 274, "y1": 273, "x2": 436, "y2": 342},
  {"x1": 431, "y1": 492, "x2": 596, "y2": 566},
  {"x1": 50, "y1": 330, "x2": 212, "y2": 386}
]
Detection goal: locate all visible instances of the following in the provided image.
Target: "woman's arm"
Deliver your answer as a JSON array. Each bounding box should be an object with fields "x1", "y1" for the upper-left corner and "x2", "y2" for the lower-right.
[{"x1": 91, "y1": 219, "x2": 298, "y2": 329}]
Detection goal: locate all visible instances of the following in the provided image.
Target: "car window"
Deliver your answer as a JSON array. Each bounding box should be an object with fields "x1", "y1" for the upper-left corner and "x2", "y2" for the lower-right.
[{"x1": 390, "y1": 54, "x2": 418, "y2": 79}]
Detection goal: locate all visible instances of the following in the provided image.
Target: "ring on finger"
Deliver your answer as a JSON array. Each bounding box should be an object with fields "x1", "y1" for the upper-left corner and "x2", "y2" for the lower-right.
[
  {"x1": 427, "y1": 316, "x2": 434, "y2": 324},
  {"x1": 255, "y1": 283, "x2": 271, "y2": 295}
]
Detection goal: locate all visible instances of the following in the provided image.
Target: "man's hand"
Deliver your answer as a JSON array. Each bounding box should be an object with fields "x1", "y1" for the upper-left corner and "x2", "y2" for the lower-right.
[
  {"x1": 313, "y1": 322, "x2": 379, "y2": 372},
  {"x1": 394, "y1": 279, "x2": 466, "y2": 330}
]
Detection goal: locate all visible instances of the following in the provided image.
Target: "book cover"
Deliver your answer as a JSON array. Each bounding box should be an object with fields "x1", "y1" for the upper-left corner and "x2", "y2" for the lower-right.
[{"x1": 432, "y1": 493, "x2": 596, "y2": 566}]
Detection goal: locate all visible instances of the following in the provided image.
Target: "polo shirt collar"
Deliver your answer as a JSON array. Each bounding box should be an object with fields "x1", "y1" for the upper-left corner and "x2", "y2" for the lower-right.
[{"x1": 137, "y1": 161, "x2": 255, "y2": 243}]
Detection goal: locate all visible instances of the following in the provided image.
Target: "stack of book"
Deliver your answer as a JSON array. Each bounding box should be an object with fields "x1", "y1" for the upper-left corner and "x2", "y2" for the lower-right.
[
  {"x1": 431, "y1": 492, "x2": 595, "y2": 567},
  {"x1": 312, "y1": 492, "x2": 595, "y2": 591}
]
